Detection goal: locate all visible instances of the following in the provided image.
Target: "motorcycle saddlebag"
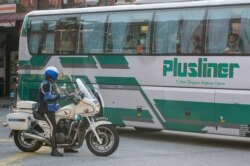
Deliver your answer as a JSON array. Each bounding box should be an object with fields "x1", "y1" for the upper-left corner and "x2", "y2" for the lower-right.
[{"x1": 6, "y1": 113, "x2": 31, "y2": 130}]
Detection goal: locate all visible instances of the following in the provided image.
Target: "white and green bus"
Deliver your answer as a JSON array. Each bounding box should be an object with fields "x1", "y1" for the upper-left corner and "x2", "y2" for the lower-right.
[{"x1": 18, "y1": 0, "x2": 250, "y2": 136}]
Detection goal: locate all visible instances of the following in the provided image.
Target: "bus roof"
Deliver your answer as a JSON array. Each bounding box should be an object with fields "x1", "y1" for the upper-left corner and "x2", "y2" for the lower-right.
[{"x1": 26, "y1": 0, "x2": 250, "y2": 17}]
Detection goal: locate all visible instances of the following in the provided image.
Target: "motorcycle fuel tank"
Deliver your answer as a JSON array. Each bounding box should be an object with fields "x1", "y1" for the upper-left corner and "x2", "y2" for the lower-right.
[{"x1": 56, "y1": 104, "x2": 74, "y2": 119}]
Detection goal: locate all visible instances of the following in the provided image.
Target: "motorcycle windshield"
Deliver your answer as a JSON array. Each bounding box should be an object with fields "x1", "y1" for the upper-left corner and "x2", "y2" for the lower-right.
[{"x1": 75, "y1": 78, "x2": 95, "y2": 100}]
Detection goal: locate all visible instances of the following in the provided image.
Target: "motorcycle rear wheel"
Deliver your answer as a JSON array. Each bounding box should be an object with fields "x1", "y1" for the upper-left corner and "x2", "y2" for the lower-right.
[
  {"x1": 14, "y1": 130, "x2": 43, "y2": 152},
  {"x1": 86, "y1": 124, "x2": 119, "y2": 156}
]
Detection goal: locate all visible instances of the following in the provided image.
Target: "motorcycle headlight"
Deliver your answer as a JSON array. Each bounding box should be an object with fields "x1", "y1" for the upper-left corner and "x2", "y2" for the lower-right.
[{"x1": 94, "y1": 104, "x2": 100, "y2": 112}]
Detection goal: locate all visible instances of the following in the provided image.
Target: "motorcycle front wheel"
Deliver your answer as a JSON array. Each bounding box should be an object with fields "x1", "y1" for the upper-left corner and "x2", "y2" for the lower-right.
[
  {"x1": 86, "y1": 124, "x2": 119, "y2": 156},
  {"x1": 14, "y1": 130, "x2": 43, "y2": 152}
]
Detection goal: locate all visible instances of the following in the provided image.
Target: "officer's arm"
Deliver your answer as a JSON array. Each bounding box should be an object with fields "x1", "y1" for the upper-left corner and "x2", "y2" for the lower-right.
[{"x1": 42, "y1": 83, "x2": 59, "y2": 101}]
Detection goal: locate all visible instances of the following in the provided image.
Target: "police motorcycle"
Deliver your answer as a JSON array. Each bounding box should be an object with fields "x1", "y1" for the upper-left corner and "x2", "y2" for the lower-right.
[{"x1": 5, "y1": 78, "x2": 119, "y2": 156}]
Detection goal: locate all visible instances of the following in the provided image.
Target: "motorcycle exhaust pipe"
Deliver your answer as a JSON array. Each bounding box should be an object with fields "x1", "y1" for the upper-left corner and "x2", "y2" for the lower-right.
[{"x1": 23, "y1": 133, "x2": 51, "y2": 145}]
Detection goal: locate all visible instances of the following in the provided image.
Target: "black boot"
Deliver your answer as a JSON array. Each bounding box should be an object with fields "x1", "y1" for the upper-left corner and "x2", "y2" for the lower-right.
[
  {"x1": 64, "y1": 148, "x2": 78, "y2": 153},
  {"x1": 51, "y1": 137, "x2": 63, "y2": 157}
]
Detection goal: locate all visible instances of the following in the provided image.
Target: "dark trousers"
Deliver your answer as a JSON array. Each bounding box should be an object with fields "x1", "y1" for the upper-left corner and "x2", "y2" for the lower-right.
[{"x1": 44, "y1": 112, "x2": 57, "y2": 138}]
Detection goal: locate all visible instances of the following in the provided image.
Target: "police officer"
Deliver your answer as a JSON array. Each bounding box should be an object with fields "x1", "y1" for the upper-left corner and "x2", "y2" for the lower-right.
[{"x1": 38, "y1": 66, "x2": 77, "y2": 157}]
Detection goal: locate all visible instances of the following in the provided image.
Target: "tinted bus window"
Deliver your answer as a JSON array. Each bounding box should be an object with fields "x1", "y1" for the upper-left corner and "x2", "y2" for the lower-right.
[
  {"x1": 55, "y1": 17, "x2": 78, "y2": 54},
  {"x1": 29, "y1": 20, "x2": 43, "y2": 54},
  {"x1": 107, "y1": 11, "x2": 154, "y2": 55},
  {"x1": 206, "y1": 6, "x2": 250, "y2": 55},
  {"x1": 154, "y1": 8, "x2": 205, "y2": 55},
  {"x1": 28, "y1": 16, "x2": 78, "y2": 55},
  {"x1": 241, "y1": 8, "x2": 250, "y2": 54},
  {"x1": 79, "y1": 13, "x2": 107, "y2": 54},
  {"x1": 42, "y1": 20, "x2": 57, "y2": 54}
]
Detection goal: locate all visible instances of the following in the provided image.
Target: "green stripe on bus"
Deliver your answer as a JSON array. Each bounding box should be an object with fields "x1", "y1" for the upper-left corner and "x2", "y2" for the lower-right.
[
  {"x1": 19, "y1": 56, "x2": 49, "y2": 67},
  {"x1": 95, "y1": 56, "x2": 129, "y2": 68},
  {"x1": 154, "y1": 99, "x2": 213, "y2": 132},
  {"x1": 154, "y1": 99, "x2": 250, "y2": 132},
  {"x1": 154, "y1": 99, "x2": 214, "y2": 122},
  {"x1": 96, "y1": 76, "x2": 139, "y2": 86},
  {"x1": 215, "y1": 103, "x2": 250, "y2": 124},
  {"x1": 19, "y1": 60, "x2": 30, "y2": 67},
  {"x1": 103, "y1": 107, "x2": 152, "y2": 126},
  {"x1": 60, "y1": 57, "x2": 96, "y2": 66},
  {"x1": 96, "y1": 56, "x2": 128, "y2": 65}
]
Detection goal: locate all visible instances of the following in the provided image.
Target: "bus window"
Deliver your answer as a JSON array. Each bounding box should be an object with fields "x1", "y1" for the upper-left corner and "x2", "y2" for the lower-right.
[
  {"x1": 28, "y1": 16, "x2": 78, "y2": 55},
  {"x1": 240, "y1": 8, "x2": 250, "y2": 54},
  {"x1": 154, "y1": 8, "x2": 205, "y2": 55},
  {"x1": 107, "y1": 11, "x2": 153, "y2": 55},
  {"x1": 28, "y1": 20, "x2": 43, "y2": 54},
  {"x1": 41, "y1": 20, "x2": 57, "y2": 54},
  {"x1": 206, "y1": 7, "x2": 246, "y2": 55},
  {"x1": 55, "y1": 17, "x2": 78, "y2": 54},
  {"x1": 79, "y1": 13, "x2": 107, "y2": 54}
]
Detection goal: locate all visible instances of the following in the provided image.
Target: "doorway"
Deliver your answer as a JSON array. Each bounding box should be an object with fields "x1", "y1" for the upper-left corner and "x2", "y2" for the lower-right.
[{"x1": 5, "y1": 34, "x2": 19, "y2": 97}]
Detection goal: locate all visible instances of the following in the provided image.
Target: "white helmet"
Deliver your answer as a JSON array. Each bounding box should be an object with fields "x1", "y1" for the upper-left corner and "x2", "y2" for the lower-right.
[{"x1": 44, "y1": 66, "x2": 59, "y2": 81}]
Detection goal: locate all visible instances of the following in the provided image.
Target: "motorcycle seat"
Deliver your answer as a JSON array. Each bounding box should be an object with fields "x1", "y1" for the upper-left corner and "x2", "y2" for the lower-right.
[{"x1": 33, "y1": 110, "x2": 46, "y2": 121}]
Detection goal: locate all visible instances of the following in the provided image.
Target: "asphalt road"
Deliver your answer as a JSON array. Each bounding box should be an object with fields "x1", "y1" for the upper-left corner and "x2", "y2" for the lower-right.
[{"x1": 1, "y1": 107, "x2": 250, "y2": 166}]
